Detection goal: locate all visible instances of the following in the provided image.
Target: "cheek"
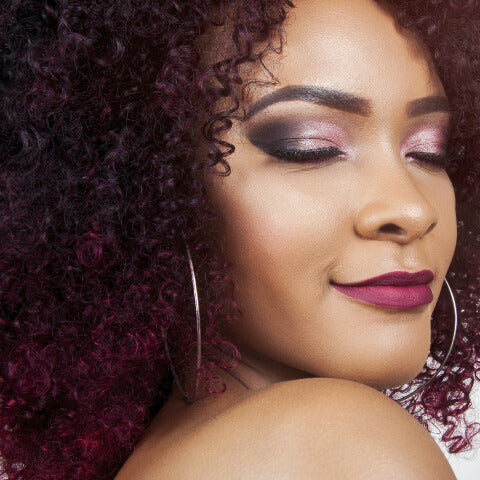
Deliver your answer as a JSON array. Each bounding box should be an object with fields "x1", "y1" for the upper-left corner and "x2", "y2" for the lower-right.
[
  {"x1": 431, "y1": 176, "x2": 457, "y2": 268},
  {"x1": 211, "y1": 170, "x2": 346, "y2": 283},
  {"x1": 206, "y1": 168, "x2": 351, "y2": 356}
]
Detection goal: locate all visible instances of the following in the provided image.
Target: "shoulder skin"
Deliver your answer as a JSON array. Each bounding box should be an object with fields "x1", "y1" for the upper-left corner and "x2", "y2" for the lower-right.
[{"x1": 116, "y1": 378, "x2": 457, "y2": 480}]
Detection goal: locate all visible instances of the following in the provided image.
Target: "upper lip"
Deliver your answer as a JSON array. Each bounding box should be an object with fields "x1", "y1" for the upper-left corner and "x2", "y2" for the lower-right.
[{"x1": 331, "y1": 269, "x2": 434, "y2": 287}]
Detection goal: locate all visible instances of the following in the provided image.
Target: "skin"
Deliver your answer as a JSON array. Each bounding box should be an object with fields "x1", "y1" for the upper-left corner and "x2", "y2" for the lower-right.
[
  {"x1": 205, "y1": 0, "x2": 456, "y2": 391},
  {"x1": 114, "y1": 0, "x2": 458, "y2": 478}
]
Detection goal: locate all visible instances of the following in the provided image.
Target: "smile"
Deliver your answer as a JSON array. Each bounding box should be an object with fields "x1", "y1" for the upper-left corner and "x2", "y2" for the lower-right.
[{"x1": 330, "y1": 270, "x2": 434, "y2": 309}]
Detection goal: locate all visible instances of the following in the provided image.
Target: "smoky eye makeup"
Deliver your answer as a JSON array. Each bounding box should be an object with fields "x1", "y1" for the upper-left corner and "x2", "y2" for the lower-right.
[
  {"x1": 246, "y1": 118, "x2": 349, "y2": 164},
  {"x1": 245, "y1": 114, "x2": 452, "y2": 169}
]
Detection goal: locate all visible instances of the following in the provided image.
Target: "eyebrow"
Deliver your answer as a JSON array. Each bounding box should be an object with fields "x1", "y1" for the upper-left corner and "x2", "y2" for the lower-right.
[
  {"x1": 406, "y1": 95, "x2": 450, "y2": 117},
  {"x1": 244, "y1": 85, "x2": 450, "y2": 120}
]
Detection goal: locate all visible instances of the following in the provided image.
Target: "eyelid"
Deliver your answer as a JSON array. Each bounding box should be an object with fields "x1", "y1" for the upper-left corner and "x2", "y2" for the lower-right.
[
  {"x1": 245, "y1": 117, "x2": 349, "y2": 166},
  {"x1": 401, "y1": 125, "x2": 448, "y2": 155},
  {"x1": 266, "y1": 137, "x2": 341, "y2": 149},
  {"x1": 246, "y1": 118, "x2": 351, "y2": 149}
]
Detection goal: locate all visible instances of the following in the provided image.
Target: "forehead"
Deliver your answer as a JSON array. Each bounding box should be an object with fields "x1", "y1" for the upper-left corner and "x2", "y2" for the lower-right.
[{"x1": 243, "y1": 0, "x2": 443, "y2": 109}]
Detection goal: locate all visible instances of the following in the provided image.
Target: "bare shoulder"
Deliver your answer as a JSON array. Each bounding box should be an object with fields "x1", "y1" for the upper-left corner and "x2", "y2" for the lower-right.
[{"x1": 120, "y1": 378, "x2": 456, "y2": 480}]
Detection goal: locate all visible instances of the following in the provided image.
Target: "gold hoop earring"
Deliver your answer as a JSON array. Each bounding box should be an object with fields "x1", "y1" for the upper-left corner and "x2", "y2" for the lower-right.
[{"x1": 395, "y1": 278, "x2": 458, "y2": 402}]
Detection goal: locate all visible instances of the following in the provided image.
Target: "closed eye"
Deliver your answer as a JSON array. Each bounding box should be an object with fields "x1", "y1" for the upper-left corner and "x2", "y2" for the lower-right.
[
  {"x1": 406, "y1": 151, "x2": 448, "y2": 169},
  {"x1": 266, "y1": 145, "x2": 346, "y2": 163}
]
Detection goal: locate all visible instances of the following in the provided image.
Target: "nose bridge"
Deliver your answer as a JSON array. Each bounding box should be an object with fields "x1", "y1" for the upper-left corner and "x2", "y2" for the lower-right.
[{"x1": 354, "y1": 154, "x2": 438, "y2": 243}]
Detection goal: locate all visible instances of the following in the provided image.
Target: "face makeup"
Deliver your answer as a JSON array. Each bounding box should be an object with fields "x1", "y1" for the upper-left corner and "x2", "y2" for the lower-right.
[
  {"x1": 330, "y1": 270, "x2": 434, "y2": 309},
  {"x1": 205, "y1": 0, "x2": 457, "y2": 390}
]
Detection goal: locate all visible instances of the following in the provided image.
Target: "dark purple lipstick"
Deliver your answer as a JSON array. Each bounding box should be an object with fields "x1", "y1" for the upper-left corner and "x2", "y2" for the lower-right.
[{"x1": 331, "y1": 270, "x2": 434, "y2": 309}]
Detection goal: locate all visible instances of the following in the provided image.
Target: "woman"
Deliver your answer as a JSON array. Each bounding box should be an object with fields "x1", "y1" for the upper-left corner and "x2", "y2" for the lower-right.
[{"x1": 1, "y1": 0, "x2": 479, "y2": 478}]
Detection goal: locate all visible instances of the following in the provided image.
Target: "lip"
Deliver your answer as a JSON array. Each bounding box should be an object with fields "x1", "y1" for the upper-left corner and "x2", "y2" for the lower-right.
[{"x1": 330, "y1": 270, "x2": 434, "y2": 309}]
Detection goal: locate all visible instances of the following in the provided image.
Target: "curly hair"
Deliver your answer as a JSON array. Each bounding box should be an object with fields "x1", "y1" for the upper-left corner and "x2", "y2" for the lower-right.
[{"x1": 0, "y1": 0, "x2": 479, "y2": 478}]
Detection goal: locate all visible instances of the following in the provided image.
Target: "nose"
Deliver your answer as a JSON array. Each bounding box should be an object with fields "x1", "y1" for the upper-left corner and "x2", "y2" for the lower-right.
[{"x1": 354, "y1": 169, "x2": 438, "y2": 245}]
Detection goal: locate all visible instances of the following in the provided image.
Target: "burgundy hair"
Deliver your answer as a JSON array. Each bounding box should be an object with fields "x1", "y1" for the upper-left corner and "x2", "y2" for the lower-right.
[{"x1": 0, "y1": 0, "x2": 479, "y2": 478}]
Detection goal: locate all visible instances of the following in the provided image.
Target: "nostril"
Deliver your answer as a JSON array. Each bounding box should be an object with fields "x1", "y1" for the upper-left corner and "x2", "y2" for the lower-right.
[{"x1": 378, "y1": 223, "x2": 405, "y2": 235}]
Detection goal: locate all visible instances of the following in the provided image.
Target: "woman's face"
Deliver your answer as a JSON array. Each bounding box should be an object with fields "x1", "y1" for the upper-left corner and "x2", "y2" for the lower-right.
[{"x1": 205, "y1": 0, "x2": 457, "y2": 390}]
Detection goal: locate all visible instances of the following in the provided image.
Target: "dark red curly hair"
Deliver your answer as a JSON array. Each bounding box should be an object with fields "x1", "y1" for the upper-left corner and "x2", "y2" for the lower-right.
[{"x1": 1, "y1": 0, "x2": 480, "y2": 478}]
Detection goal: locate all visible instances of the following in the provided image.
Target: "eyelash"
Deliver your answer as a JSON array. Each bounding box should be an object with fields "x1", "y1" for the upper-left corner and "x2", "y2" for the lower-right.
[
  {"x1": 406, "y1": 151, "x2": 449, "y2": 169},
  {"x1": 267, "y1": 145, "x2": 345, "y2": 163},
  {"x1": 264, "y1": 145, "x2": 448, "y2": 169}
]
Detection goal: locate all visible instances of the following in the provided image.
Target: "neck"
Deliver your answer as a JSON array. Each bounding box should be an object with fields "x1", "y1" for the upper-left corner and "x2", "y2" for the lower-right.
[{"x1": 215, "y1": 343, "x2": 313, "y2": 392}]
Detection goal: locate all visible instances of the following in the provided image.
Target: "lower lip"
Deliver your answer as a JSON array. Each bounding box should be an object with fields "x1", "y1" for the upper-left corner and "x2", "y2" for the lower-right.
[{"x1": 331, "y1": 284, "x2": 433, "y2": 309}]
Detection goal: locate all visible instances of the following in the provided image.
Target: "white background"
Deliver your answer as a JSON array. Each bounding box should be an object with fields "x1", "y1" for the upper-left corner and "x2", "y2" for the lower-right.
[{"x1": 434, "y1": 383, "x2": 480, "y2": 479}]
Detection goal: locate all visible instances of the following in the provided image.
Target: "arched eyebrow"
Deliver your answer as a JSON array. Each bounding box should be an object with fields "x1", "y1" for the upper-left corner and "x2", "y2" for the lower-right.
[
  {"x1": 406, "y1": 95, "x2": 450, "y2": 117},
  {"x1": 244, "y1": 86, "x2": 370, "y2": 119},
  {"x1": 244, "y1": 85, "x2": 450, "y2": 120}
]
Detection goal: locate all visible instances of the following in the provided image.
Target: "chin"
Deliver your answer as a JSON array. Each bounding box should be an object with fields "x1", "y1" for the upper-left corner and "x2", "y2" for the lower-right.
[
  {"x1": 362, "y1": 357, "x2": 430, "y2": 391},
  {"x1": 328, "y1": 345, "x2": 431, "y2": 392},
  {"x1": 367, "y1": 333, "x2": 432, "y2": 391}
]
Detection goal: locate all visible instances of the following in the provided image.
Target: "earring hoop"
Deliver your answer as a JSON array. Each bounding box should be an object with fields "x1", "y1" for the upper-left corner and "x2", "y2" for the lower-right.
[
  {"x1": 395, "y1": 278, "x2": 458, "y2": 402},
  {"x1": 163, "y1": 245, "x2": 202, "y2": 403}
]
